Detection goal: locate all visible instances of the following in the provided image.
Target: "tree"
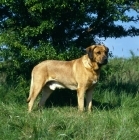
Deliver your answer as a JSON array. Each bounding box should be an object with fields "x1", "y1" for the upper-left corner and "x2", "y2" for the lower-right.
[{"x1": 0, "y1": 0, "x2": 139, "y2": 82}]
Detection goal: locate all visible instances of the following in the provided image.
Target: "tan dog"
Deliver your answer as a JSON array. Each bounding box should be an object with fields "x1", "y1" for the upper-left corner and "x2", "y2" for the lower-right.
[{"x1": 27, "y1": 45, "x2": 109, "y2": 112}]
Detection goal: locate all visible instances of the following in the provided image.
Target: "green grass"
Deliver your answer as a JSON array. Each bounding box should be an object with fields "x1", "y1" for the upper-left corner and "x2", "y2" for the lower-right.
[{"x1": 0, "y1": 57, "x2": 139, "y2": 140}]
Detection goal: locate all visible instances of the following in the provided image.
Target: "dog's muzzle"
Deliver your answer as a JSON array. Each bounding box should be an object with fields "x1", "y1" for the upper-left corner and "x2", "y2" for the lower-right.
[{"x1": 100, "y1": 56, "x2": 108, "y2": 65}]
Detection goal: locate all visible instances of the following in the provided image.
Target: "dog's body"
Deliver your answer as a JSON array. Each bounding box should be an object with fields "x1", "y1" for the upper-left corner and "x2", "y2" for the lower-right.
[{"x1": 27, "y1": 45, "x2": 109, "y2": 112}]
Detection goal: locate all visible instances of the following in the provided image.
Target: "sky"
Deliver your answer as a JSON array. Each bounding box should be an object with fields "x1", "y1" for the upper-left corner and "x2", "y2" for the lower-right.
[
  {"x1": 103, "y1": 36, "x2": 139, "y2": 58},
  {"x1": 101, "y1": 10, "x2": 139, "y2": 58}
]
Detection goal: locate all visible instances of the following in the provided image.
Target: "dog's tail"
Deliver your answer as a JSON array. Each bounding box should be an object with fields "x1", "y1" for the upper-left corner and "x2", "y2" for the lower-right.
[{"x1": 27, "y1": 73, "x2": 34, "y2": 103}]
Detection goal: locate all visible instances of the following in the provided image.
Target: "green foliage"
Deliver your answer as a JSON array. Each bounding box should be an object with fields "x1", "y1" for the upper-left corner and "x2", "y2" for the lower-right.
[
  {"x1": 99, "y1": 57, "x2": 139, "y2": 91},
  {"x1": 0, "y1": 0, "x2": 139, "y2": 83}
]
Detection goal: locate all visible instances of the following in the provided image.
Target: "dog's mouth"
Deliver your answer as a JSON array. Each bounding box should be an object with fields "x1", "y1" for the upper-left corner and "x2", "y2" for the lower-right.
[
  {"x1": 102, "y1": 59, "x2": 108, "y2": 64},
  {"x1": 98, "y1": 59, "x2": 108, "y2": 65}
]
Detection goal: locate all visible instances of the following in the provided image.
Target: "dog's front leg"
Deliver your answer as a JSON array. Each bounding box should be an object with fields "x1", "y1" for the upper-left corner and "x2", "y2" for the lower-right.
[
  {"x1": 85, "y1": 88, "x2": 93, "y2": 112},
  {"x1": 77, "y1": 87, "x2": 86, "y2": 111}
]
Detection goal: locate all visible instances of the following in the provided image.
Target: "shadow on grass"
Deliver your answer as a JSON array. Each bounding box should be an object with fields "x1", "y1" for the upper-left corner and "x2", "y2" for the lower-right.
[
  {"x1": 41, "y1": 80, "x2": 139, "y2": 111},
  {"x1": 45, "y1": 89, "x2": 77, "y2": 107},
  {"x1": 42, "y1": 89, "x2": 115, "y2": 111}
]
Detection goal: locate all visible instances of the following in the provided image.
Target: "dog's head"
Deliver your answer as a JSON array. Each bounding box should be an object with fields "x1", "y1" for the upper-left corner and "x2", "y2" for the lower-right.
[{"x1": 86, "y1": 45, "x2": 109, "y2": 65}]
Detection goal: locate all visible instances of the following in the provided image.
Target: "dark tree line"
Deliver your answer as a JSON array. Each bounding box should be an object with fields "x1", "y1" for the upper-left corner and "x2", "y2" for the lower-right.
[{"x1": 0, "y1": 0, "x2": 139, "y2": 82}]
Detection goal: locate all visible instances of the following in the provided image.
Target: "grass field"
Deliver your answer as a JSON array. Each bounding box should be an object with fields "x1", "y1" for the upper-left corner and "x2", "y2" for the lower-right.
[{"x1": 0, "y1": 56, "x2": 139, "y2": 140}]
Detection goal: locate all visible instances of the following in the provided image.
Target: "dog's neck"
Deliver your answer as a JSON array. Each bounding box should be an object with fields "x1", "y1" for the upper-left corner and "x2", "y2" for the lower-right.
[
  {"x1": 83, "y1": 55, "x2": 100, "y2": 71},
  {"x1": 88, "y1": 61, "x2": 99, "y2": 70}
]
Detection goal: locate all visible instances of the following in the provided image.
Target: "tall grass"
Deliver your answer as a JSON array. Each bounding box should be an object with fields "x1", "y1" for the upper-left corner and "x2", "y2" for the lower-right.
[{"x1": 0, "y1": 56, "x2": 139, "y2": 140}]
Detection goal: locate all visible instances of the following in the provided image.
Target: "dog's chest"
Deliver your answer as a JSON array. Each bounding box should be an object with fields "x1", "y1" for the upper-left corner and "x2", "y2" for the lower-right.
[
  {"x1": 90, "y1": 74, "x2": 99, "y2": 85},
  {"x1": 92, "y1": 79, "x2": 98, "y2": 84}
]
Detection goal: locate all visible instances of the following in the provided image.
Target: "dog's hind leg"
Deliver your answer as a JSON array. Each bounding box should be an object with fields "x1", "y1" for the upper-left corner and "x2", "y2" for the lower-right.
[
  {"x1": 28, "y1": 83, "x2": 43, "y2": 112},
  {"x1": 27, "y1": 73, "x2": 46, "y2": 112},
  {"x1": 38, "y1": 85, "x2": 53, "y2": 108}
]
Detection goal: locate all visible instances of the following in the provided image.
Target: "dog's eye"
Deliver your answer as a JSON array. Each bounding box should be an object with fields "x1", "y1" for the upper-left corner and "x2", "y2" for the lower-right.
[{"x1": 97, "y1": 51, "x2": 101, "y2": 55}]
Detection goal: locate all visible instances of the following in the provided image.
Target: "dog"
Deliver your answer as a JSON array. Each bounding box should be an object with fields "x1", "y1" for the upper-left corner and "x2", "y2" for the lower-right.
[{"x1": 27, "y1": 45, "x2": 109, "y2": 112}]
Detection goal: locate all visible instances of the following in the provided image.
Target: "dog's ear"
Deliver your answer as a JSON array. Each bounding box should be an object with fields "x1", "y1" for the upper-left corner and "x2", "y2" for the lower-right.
[{"x1": 86, "y1": 45, "x2": 96, "y2": 59}]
